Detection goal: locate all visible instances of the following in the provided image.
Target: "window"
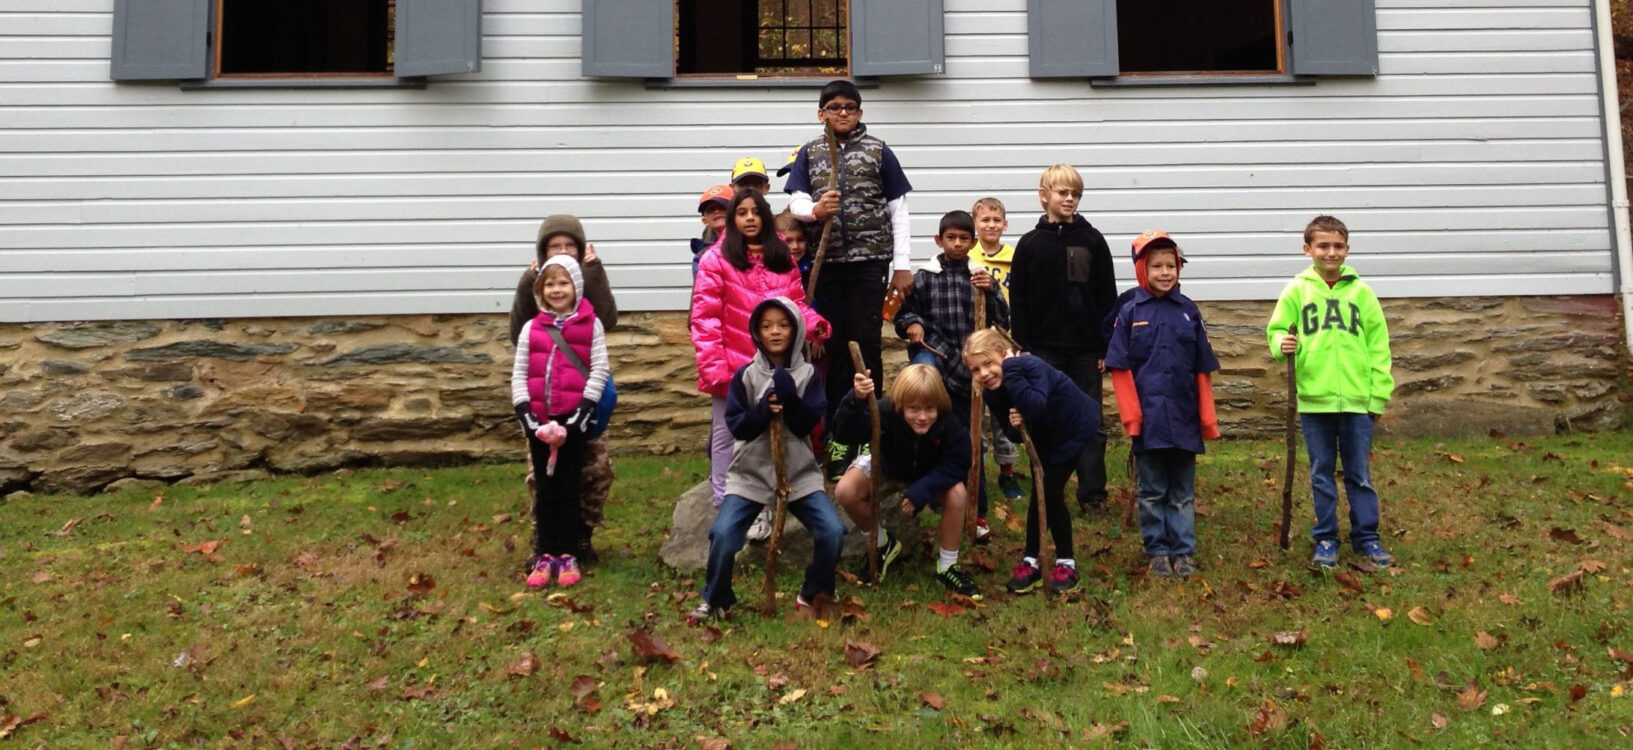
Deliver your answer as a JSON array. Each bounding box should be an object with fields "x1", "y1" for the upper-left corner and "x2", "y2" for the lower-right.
[
  {"x1": 217, "y1": 0, "x2": 394, "y2": 77},
  {"x1": 584, "y1": 0, "x2": 943, "y2": 80},
  {"x1": 1027, "y1": 0, "x2": 1377, "y2": 80},
  {"x1": 676, "y1": 0, "x2": 847, "y2": 77},
  {"x1": 111, "y1": 0, "x2": 481, "y2": 83},
  {"x1": 1116, "y1": 0, "x2": 1280, "y2": 76}
]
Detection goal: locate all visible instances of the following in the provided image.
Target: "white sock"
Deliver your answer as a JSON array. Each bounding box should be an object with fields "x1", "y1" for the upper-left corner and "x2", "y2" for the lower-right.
[
  {"x1": 1057, "y1": 558, "x2": 1076, "y2": 569},
  {"x1": 873, "y1": 528, "x2": 890, "y2": 548},
  {"x1": 1023, "y1": 556, "x2": 1038, "y2": 569},
  {"x1": 936, "y1": 548, "x2": 959, "y2": 573}
]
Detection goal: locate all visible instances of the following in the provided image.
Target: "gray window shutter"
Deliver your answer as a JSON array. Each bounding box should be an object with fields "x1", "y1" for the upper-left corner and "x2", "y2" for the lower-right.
[
  {"x1": 1289, "y1": 0, "x2": 1378, "y2": 75},
  {"x1": 395, "y1": 0, "x2": 483, "y2": 77},
  {"x1": 851, "y1": 0, "x2": 944, "y2": 76},
  {"x1": 1027, "y1": 0, "x2": 1117, "y2": 78},
  {"x1": 582, "y1": 0, "x2": 673, "y2": 78},
  {"x1": 110, "y1": 0, "x2": 209, "y2": 80}
]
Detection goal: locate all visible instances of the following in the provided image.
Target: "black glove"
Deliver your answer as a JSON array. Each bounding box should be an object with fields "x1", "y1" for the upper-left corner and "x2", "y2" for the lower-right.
[
  {"x1": 514, "y1": 403, "x2": 542, "y2": 435},
  {"x1": 770, "y1": 367, "x2": 797, "y2": 403},
  {"x1": 567, "y1": 398, "x2": 597, "y2": 433}
]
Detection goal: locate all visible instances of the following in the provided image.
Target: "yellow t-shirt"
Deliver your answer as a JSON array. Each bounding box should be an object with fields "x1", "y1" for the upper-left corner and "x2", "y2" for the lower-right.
[{"x1": 971, "y1": 242, "x2": 1015, "y2": 305}]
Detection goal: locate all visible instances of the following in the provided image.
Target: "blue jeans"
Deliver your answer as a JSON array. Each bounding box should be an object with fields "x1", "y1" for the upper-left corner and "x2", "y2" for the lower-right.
[
  {"x1": 702, "y1": 492, "x2": 845, "y2": 610},
  {"x1": 1300, "y1": 413, "x2": 1381, "y2": 549},
  {"x1": 909, "y1": 348, "x2": 989, "y2": 517},
  {"x1": 1134, "y1": 448, "x2": 1197, "y2": 557}
]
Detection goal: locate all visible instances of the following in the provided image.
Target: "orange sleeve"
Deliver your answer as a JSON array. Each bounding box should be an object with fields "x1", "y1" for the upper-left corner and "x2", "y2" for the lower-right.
[
  {"x1": 1197, "y1": 372, "x2": 1220, "y2": 440},
  {"x1": 1109, "y1": 369, "x2": 1142, "y2": 437}
]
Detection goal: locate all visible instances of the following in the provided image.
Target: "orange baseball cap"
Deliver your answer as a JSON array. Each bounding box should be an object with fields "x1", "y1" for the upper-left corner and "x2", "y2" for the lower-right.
[
  {"x1": 697, "y1": 184, "x2": 734, "y2": 213},
  {"x1": 1130, "y1": 229, "x2": 1184, "y2": 263}
]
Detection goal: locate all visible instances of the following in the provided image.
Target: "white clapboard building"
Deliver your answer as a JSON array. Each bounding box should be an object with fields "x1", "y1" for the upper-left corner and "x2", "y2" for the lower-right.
[{"x1": 2, "y1": 0, "x2": 1630, "y2": 349}]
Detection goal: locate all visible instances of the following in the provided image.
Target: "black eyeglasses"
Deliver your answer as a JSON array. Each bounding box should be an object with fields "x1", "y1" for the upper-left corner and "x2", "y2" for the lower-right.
[{"x1": 822, "y1": 104, "x2": 859, "y2": 114}]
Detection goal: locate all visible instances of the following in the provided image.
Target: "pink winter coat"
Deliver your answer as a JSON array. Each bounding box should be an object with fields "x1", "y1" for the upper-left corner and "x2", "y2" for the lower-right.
[{"x1": 691, "y1": 245, "x2": 830, "y2": 398}]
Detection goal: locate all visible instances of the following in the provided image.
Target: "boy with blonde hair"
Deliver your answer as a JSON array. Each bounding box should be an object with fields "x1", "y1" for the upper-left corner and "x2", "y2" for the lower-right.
[
  {"x1": 969, "y1": 196, "x2": 1025, "y2": 501},
  {"x1": 1009, "y1": 165, "x2": 1117, "y2": 516},
  {"x1": 1266, "y1": 215, "x2": 1396, "y2": 569}
]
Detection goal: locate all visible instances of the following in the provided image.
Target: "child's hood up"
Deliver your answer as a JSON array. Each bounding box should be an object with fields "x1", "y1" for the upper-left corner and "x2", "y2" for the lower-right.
[
  {"x1": 534, "y1": 214, "x2": 585, "y2": 266},
  {"x1": 533, "y1": 255, "x2": 584, "y2": 312},
  {"x1": 748, "y1": 296, "x2": 808, "y2": 370},
  {"x1": 1130, "y1": 229, "x2": 1185, "y2": 294}
]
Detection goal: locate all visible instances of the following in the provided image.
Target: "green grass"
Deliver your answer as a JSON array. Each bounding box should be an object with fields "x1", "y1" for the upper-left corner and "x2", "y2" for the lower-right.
[{"x1": 4, "y1": 432, "x2": 1633, "y2": 747}]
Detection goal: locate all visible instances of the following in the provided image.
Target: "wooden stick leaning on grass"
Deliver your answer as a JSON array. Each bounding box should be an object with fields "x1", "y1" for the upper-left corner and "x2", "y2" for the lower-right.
[
  {"x1": 803, "y1": 123, "x2": 842, "y2": 302},
  {"x1": 848, "y1": 342, "x2": 883, "y2": 585},
  {"x1": 1280, "y1": 326, "x2": 1298, "y2": 550},
  {"x1": 762, "y1": 407, "x2": 792, "y2": 616},
  {"x1": 1017, "y1": 421, "x2": 1054, "y2": 584},
  {"x1": 965, "y1": 295, "x2": 985, "y2": 545}
]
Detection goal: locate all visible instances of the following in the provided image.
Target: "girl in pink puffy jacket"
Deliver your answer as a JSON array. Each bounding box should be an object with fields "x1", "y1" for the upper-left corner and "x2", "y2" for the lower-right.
[{"x1": 692, "y1": 189, "x2": 830, "y2": 515}]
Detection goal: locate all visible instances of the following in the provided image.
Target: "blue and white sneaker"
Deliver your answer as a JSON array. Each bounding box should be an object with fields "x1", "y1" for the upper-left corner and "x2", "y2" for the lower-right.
[
  {"x1": 1358, "y1": 541, "x2": 1394, "y2": 567},
  {"x1": 1311, "y1": 540, "x2": 1339, "y2": 569}
]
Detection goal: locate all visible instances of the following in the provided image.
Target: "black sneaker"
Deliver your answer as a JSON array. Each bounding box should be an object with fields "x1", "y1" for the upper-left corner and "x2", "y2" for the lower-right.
[
  {"x1": 1079, "y1": 500, "x2": 1110, "y2": 518},
  {"x1": 998, "y1": 473, "x2": 1025, "y2": 500},
  {"x1": 853, "y1": 534, "x2": 901, "y2": 585},
  {"x1": 1005, "y1": 559, "x2": 1043, "y2": 594},
  {"x1": 1048, "y1": 563, "x2": 1080, "y2": 594},
  {"x1": 1171, "y1": 554, "x2": 1197, "y2": 578},
  {"x1": 936, "y1": 564, "x2": 980, "y2": 598},
  {"x1": 1148, "y1": 556, "x2": 1176, "y2": 578}
]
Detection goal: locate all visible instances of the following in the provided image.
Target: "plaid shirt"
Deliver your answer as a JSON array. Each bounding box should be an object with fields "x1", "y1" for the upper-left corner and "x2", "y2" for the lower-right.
[{"x1": 894, "y1": 254, "x2": 1011, "y2": 399}]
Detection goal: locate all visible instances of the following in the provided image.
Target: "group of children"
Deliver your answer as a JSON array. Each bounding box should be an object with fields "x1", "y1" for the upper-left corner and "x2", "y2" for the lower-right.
[{"x1": 505, "y1": 79, "x2": 1398, "y2": 617}]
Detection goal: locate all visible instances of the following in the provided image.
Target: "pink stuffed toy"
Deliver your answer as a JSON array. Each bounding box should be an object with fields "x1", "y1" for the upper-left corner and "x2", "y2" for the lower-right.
[{"x1": 535, "y1": 420, "x2": 568, "y2": 476}]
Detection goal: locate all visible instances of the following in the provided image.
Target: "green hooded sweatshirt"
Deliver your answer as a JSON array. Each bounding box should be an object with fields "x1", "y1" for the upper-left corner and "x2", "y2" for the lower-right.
[{"x1": 1265, "y1": 265, "x2": 1393, "y2": 415}]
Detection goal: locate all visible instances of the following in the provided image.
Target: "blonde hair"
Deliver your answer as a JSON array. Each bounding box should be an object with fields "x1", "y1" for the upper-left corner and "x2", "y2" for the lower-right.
[
  {"x1": 971, "y1": 197, "x2": 1006, "y2": 218},
  {"x1": 1038, "y1": 164, "x2": 1084, "y2": 195},
  {"x1": 889, "y1": 364, "x2": 952, "y2": 412},
  {"x1": 774, "y1": 208, "x2": 801, "y2": 235},
  {"x1": 1303, "y1": 215, "x2": 1349, "y2": 244},
  {"x1": 963, "y1": 327, "x2": 1018, "y2": 364}
]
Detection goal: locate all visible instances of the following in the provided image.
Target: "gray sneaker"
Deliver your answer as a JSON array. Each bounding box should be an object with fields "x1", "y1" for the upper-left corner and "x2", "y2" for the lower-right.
[
  {"x1": 746, "y1": 507, "x2": 773, "y2": 542},
  {"x1": 1148, "y1": 556, "x2": 1177, "y2": 578},
  {"x1": 1171, "y1": 555, "x2": 1198, "y2": 578}
]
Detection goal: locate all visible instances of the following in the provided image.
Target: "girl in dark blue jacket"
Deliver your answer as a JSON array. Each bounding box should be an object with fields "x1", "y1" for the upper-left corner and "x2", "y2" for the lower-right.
[{"x1": 964, "y1": 328, "x2": 1101, "y2": 595}]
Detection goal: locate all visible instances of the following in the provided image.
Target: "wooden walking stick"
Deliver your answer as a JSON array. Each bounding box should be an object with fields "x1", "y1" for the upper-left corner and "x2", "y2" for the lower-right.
[
  {"x1": 762, "y1": 408, "x2": 793, "y2": 616},
  {"x1": 965, "y1": 292, "x2": 986, "y2": 545},
  {"x1": 1279, "y1": 326, "x2": 1298, "y2": 550},
  {"x1": 848, "y1": 342, "x2": 883, "y2": 585},
  {"x1": 1017, "y1": 422, "x2": 1055, "y2": 584},
  {"x1": 803, "y1": 123, "x2": 843, "y2": 302}
]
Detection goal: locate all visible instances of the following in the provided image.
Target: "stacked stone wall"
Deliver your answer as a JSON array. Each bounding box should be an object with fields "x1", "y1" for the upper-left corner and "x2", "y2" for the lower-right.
[{"x1": 0, "y1": 296, "x2": 1626, "y2": 495}]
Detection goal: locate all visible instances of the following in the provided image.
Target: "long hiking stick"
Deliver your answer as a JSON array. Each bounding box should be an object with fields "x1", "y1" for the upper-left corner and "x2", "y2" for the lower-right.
[
  {"x1": 848, "y1": 342, "x2": 883, "y2": 585},
  {"x1": 762, "y1": 409, "x2": 792, "y2": 616},
  {"x1": 1279, "y1": 326, "x2": 1298, "y2": 550},
  {"x1": 803, "y1": 123, "x2": 842, "y2": 302},
  {"x1": 1017, "y1": 423, "x2": 1054, "y2": 584},
  {"x1": 965, "y1": 293, "x2": 986, "y2": 545}
]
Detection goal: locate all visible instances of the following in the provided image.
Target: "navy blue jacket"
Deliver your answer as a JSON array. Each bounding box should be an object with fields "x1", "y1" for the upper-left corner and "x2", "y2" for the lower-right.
[
  {"x1": 1104, "y1": 286, "x2": 1220, "y2": 454},
  {"x1": 833, "y1": 393, "x2": 969, "y2": 511},
  {"x1": 983, "y1": 355, "x2": 1100, "y2": 466}
]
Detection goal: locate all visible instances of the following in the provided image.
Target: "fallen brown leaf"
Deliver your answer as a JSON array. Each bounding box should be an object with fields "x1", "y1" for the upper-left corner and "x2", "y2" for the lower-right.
[
  {"x1": 1407, "y1": 606, "x2": 1435, "y2": 626},
  {"x1": 1246, "y1": 698, "x2": 1288, "y2": 738},
  {"x1": 1547, "y1": 526, "x2": 1585, "y2": 545},
  {"x1": 1474, "y1": 631, "x2": 1500, "y2": 650},
  {"x1": 406, "y1": 572, "x2": 436, "y2": 595},
  {"x1": 1455, "y1": 681, "x2": 1488, "y2": 711},
  {"x1": 926, "y1": 601, "x2": 965, "y2": 617},
  {"x1": 1269, "y1": 630, "x2": 1309, "y2": 647},
  {"x1": 919, "y1": 692, "x2": 945, "y2": 710},
  {"x1": 1084, "y1": 720, "x2": 1129, "y2": 741},
  {"x1": 1547, "y1": 569, "x2": 1585, "y2": 594},
  {"x1": 506, "y1": 650, "x2": 540, "y2": 678},
  {"x1": 844, "y1": 640, "x2": 881, "y2": 668},
  {"x1": 1334, "y1": 571, "x2": 1365, "y2": 594},
  {"x1": 626, "y1": 629, "x2": 681, "y2": 664}
]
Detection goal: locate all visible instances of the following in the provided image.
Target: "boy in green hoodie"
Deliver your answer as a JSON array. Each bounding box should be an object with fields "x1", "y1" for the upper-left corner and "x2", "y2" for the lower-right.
[{"x1": 1266, "y1": 216, "x2": 1396, "y2": 570}]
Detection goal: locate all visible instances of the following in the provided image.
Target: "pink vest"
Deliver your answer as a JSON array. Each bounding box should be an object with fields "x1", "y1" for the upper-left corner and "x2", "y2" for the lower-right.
[{"x1": 526, "y1": 298, "x2": 596, "y2": 418}]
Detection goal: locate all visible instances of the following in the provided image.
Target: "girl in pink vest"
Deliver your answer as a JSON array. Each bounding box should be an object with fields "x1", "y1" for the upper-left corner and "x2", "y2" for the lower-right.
[
  {"x1": 692, "y1": 189, "x2": 830, "y2": 521},
  {"x1": 511, "y1": 256, "x2": 610, "y2": 589}
]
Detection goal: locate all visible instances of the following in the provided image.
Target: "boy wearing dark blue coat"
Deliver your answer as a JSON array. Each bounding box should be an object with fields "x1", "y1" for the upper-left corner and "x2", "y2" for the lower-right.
[
  {"x1": 964, "y1": 329, "x2": 1101, "y2": 596},
  {"x1": 1105, "y1": 231, "x2": 1221, "y2": 580}
]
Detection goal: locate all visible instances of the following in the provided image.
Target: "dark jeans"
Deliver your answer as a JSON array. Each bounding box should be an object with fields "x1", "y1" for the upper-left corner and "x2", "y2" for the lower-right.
[
  {"x1": 526, "y1": 427, "x2": 588, "y2": 556},
  {"x1": 702, "y1": 491, "x2": 845, "y2": 610},
  {"x1": 1028, "y1": 346, "x2": 1108, "y2": 506},
  {"x1": 1135, "y1": 448, "x2": 1197, "y2": 557},
  {"x1": 1026, "y1": 459, "x2": 1077, "y2": 561},
  {"x1": 911, "y1": 349, "x2": 988, "y2": 517},
  {"x1": 1301, "y1": 413, "x2": 1382, "y2": 549},
  {"x1": 816, "y1": 259, "x2": 890, "y2": 426}
]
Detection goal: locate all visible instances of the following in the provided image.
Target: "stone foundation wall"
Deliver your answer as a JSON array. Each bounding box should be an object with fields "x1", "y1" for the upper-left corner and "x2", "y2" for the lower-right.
[{"x1": 1, "y1": 295, "x2": 1626, "y2": 495}]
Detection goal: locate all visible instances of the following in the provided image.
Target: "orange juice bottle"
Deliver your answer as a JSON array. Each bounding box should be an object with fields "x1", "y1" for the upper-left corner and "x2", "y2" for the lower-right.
[{"x1": 881, "y1": 287, "x2": 905, "y2": 321}]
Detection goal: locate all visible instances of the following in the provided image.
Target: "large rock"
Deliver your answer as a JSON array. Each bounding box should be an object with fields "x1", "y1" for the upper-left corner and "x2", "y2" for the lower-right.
[
  {"x1": 315, "y1": 344, "x2": 490, "y2": 367},
  {"x1": 1378, "y1": 398, "x2": 1555, "y2": 438},
  {"x1": 35, "y1": 322, "x2": 161, "y2": 349},
  {"x1": 126, "y1": 340, "x2": 297, "y2": 362},
  {"x1": 659, "y1": 480, "x2": 926, "y2": 573}
]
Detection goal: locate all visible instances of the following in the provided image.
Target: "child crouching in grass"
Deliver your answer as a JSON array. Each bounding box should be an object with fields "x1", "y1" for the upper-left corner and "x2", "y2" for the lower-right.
[
  {"x1": 963, "y1": 328, "x2": 1099, "y2": 595},
  {"x1": 688, "y1": 298, "x2": 843, "y2": 623},
  {"x1": 832, "y1": 364, "x2": 979, "y2": 598}
]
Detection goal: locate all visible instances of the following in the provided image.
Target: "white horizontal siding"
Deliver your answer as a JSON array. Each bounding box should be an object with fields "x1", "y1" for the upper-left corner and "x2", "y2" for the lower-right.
[{"x1": 0, "y1": 0, "x2": 1616, "y2": 322}]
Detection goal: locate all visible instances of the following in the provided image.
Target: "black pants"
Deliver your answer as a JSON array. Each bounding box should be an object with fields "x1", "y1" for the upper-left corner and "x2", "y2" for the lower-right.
[
  {"x1": 527, "y1": 427, "x2": 588, "y2": 556},
  {"x1": 815, "y1": 259, "x2": 890, "y2": 425},
  {"x1": 1029, "y1": 346, "x2": 1108, "y2": 506},
  {"x1": 1027, "y1": 458, "x2": 1077, "y2": 560}
]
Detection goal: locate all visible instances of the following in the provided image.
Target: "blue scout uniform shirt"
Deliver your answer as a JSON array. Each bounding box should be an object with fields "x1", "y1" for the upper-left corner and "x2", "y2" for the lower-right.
[{"x1": 1104, "y1": 285, "x2": 1220, "y2": 455}]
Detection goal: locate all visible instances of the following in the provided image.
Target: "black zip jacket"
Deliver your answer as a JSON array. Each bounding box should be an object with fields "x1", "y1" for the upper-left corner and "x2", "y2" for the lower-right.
[{"x1": 1010, "y1": 214, "x2": 1117, "y2": 356}]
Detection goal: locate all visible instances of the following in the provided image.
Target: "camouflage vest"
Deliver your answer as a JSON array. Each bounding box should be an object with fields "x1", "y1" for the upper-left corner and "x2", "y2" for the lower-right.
[{"x1": 801, "y1": 124, "x2": 893, "y2": 264}]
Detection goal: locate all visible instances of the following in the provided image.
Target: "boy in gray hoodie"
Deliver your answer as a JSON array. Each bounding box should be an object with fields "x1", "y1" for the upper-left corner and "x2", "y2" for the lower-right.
[{"x1": 688, "y1": 297, "x2": 843, "y2": 623}]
